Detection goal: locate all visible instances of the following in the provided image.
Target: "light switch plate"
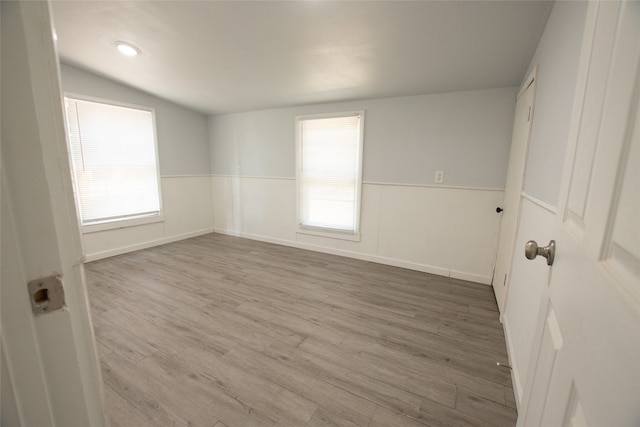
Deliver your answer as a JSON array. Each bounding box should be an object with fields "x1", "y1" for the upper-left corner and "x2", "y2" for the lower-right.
[{"x1": 435, "y1": 170, "x2": 444, "y2": 184}]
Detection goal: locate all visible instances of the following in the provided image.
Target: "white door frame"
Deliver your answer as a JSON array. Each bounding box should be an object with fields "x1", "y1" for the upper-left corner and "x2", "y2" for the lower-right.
[
  {"x1": 1, "y1": 1, "x2": 106, "y2": 425},
  {"x1": 492, "y1": 67, "x2": 537, "y2": 316}
]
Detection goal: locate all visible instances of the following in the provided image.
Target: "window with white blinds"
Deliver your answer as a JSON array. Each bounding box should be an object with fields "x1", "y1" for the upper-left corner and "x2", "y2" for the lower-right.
[
  {"x1": 296, "y1": 111, "x2": 364, "y2": 236},
  {"x1": 64, "y1": 96, "x2": 162, "y2": 228}
]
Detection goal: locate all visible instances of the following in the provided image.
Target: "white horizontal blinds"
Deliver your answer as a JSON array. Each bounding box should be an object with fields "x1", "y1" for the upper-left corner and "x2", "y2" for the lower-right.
[
  {"x1": 299, "y1": 114, "x2": 361, "y2": 232},
  {"x1": 64, "y1": 97, "x2": 160, "y2": 225}
]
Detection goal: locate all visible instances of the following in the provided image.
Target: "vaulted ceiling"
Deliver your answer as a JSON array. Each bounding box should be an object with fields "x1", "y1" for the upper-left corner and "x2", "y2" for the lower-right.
[{"x1": 51, "y1": 1, "x2": 553, "y2": 115}]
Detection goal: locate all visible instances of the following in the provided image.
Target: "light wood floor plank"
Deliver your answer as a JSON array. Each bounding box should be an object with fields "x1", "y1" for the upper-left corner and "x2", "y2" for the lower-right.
[
  {"x1": 103, "y1": 384, "x2": 157, "y2": 427},
  {"x1": 85, "y1": 233, "x2": 517, "y2": 426},
  {"x1": 337, "y1": 334, "x2": 508, "y2": 405},
  {"x1": 417, "y1": 397, "x2": 491, "y2": 427},
  {"x1": 304, "y1": 408, "x2": 360, "y2": 427},
  {"x1": 173, "y1": 346, "x2": 318, "y2": 426},
  {"x1": 368, "y1": 406, "x2": 432, "y2": 427},
  {"x1": 264, "y1": 340, "x2": 425, "y2": 416},
  {"x1": 101, "y1": 352, "x2": 190, "y2": 426},
  {"x1": 298, "y1": 337, "x2": 457, "y2": 409},
  {"x1": 220, "y1": 345, "x2": 378, "y2": 426},
  {"x1": 454, "y1": 390, "x2": 517, "y2": 426}
]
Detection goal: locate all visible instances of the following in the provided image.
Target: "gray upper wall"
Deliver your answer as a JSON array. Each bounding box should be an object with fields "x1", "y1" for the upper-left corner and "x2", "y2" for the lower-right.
[
  {"x1": 521, "y1": 1, "x2": 588, "y2": 205},
  {"x1": 210, "y1": 87, "x2": 518, "y2": 189},
  {"x1": 59, "y1": 63, "x2": 211, "y2": 176}
]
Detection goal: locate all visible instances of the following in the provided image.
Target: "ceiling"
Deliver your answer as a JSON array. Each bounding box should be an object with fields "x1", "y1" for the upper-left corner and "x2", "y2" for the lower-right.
[{"x1": 51, "y1": 1, "x2": 553, "y2": 115}]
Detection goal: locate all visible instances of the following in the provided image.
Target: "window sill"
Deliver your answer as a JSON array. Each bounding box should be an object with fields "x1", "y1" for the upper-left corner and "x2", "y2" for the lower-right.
[
  {"x1": 81, "y1": 214, "x2": 164, "y2": 234},
  {"x1": 296, "y1": 227, "x2": 361, "y2": 242}
]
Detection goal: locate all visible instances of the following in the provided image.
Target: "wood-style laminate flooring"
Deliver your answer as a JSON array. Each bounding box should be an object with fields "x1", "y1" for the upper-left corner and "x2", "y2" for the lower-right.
[{"x1": 85, "y1": 233, "x2": 517, "y2": 427}]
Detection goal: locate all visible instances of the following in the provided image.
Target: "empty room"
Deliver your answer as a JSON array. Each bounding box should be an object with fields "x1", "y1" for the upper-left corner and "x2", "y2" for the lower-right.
[{"x1": 2, "y1": 1, "x2": 639, "y2": 426}]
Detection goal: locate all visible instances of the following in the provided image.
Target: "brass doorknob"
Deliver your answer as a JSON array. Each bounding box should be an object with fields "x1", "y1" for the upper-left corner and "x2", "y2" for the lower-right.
[{"x1": 525, "y1": 240, "x2": 556, "y2": 266}]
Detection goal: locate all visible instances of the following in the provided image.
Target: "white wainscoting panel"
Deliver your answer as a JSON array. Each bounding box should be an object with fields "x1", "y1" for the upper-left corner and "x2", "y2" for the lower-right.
[
  {"x1": 83, "y1": 175, "x2": 215, "y2": 261},
  {"x1": 212, "y1": 175, "x2": 504, "y2": 284}
]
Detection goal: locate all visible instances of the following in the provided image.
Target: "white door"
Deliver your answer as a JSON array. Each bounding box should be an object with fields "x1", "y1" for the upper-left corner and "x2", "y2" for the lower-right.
[
  {"x1": 517, "y1": 2, "x2": 640, "y2": 425},
  {"x1": 492, "y1": 74, "x2": 536, "y2": 314},
  {"x1": 1, "y1": 1, "x2": 106, "y2": 425}
]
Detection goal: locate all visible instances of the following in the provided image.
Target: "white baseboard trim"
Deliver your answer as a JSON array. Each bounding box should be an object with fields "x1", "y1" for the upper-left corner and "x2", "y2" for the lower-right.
[
  {"x1": 450, "y1": 269, "x2": 492, "y2": 285},
  {"x1": 84, "y1": 228, "x2": 215, "y2": 262},
  {"x1": 502, "y1": 313, "x2": 522, "y2": 410},
  {"x1": 213, "y1": 228, "x2": 491, "y2": 285}
]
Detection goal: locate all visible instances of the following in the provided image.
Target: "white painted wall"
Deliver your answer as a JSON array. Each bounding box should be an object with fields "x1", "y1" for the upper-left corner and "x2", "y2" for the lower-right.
[
  {"x1": 59, "y1": 65, "x2": 215, "y2": 260},
  {"x1": 211, "y1": 88, "x2": 517, "y2": 188},
  {"x1": 210, "y1": 88, "x2": 517, "y2": 283},
  {"x1": 502, "y1": 0, "x2": 589, "y2": 406}
]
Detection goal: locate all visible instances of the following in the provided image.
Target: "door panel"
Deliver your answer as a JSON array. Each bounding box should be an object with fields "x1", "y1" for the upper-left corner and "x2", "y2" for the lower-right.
[
  {"x1": 564, "y1": 2, "x2": 620, "y2": 230},
  {"x1": 1, "y1": 1, "x2": 106, "y2": 425},
  {"x1": 521, "y1": 303, "x2": 563, "y2": 426},
  {"x1": 518, "y1": 2, "x2": 640, "y2": 425},
  {"x1": 604, "y1": 38, "x2": 640, "y2": 297},
  {"x1": 606, "y1": 132, "x2": 639, "y2": 295}
]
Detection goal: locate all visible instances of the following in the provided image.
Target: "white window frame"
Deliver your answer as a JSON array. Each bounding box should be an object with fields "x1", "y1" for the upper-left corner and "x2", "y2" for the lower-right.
[
  {"x1": 63, "y1": 93, "x2": 164, "y2": 234},
  {"x1": 295, "y1": 110, "x2": 365, "y2": 241}
]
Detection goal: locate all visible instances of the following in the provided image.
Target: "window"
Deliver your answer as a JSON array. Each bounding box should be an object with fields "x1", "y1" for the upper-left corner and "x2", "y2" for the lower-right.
[
  {"x1": 64, "y1": 95, "x2": 162, "y2": 231},
  {"x1": 296, "y1": 111, "x2": 364, "y2": 239}
]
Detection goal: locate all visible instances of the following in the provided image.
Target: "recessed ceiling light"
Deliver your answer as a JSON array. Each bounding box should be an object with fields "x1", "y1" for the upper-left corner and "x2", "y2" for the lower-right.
[{"x1": 116, "y1": 42, "x2": 140, "y2": 57}]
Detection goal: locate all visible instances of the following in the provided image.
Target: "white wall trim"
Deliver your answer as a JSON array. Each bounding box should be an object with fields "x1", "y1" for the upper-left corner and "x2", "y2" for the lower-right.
[
  {"x1": 84, "y1": 228, "x2": 214, "y2": 262},
  {"x1": 214, "y1": 227, "x2": 493, "y2": 285},
  {"x1": 211, "y1": 174, "x2": 504, "y2": 192},
  {"x1": 502, "y1": 313, "x2": 523, "y2": 410},
  {"x1": 212, "y1": 174, "x2": 294, "y2": 180},
  {"x1": 364, "y1": 181, "x2": 504, "y2": 192},
  {"x1": 81, "y1": 214, "x2": 165, "y2": 234},
  {"x1": 161, "y1": 174, "x2": 213, "y2": 179},
  {"x1": 521, "y1": 191, "x2": 558, "y2": 214}
]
